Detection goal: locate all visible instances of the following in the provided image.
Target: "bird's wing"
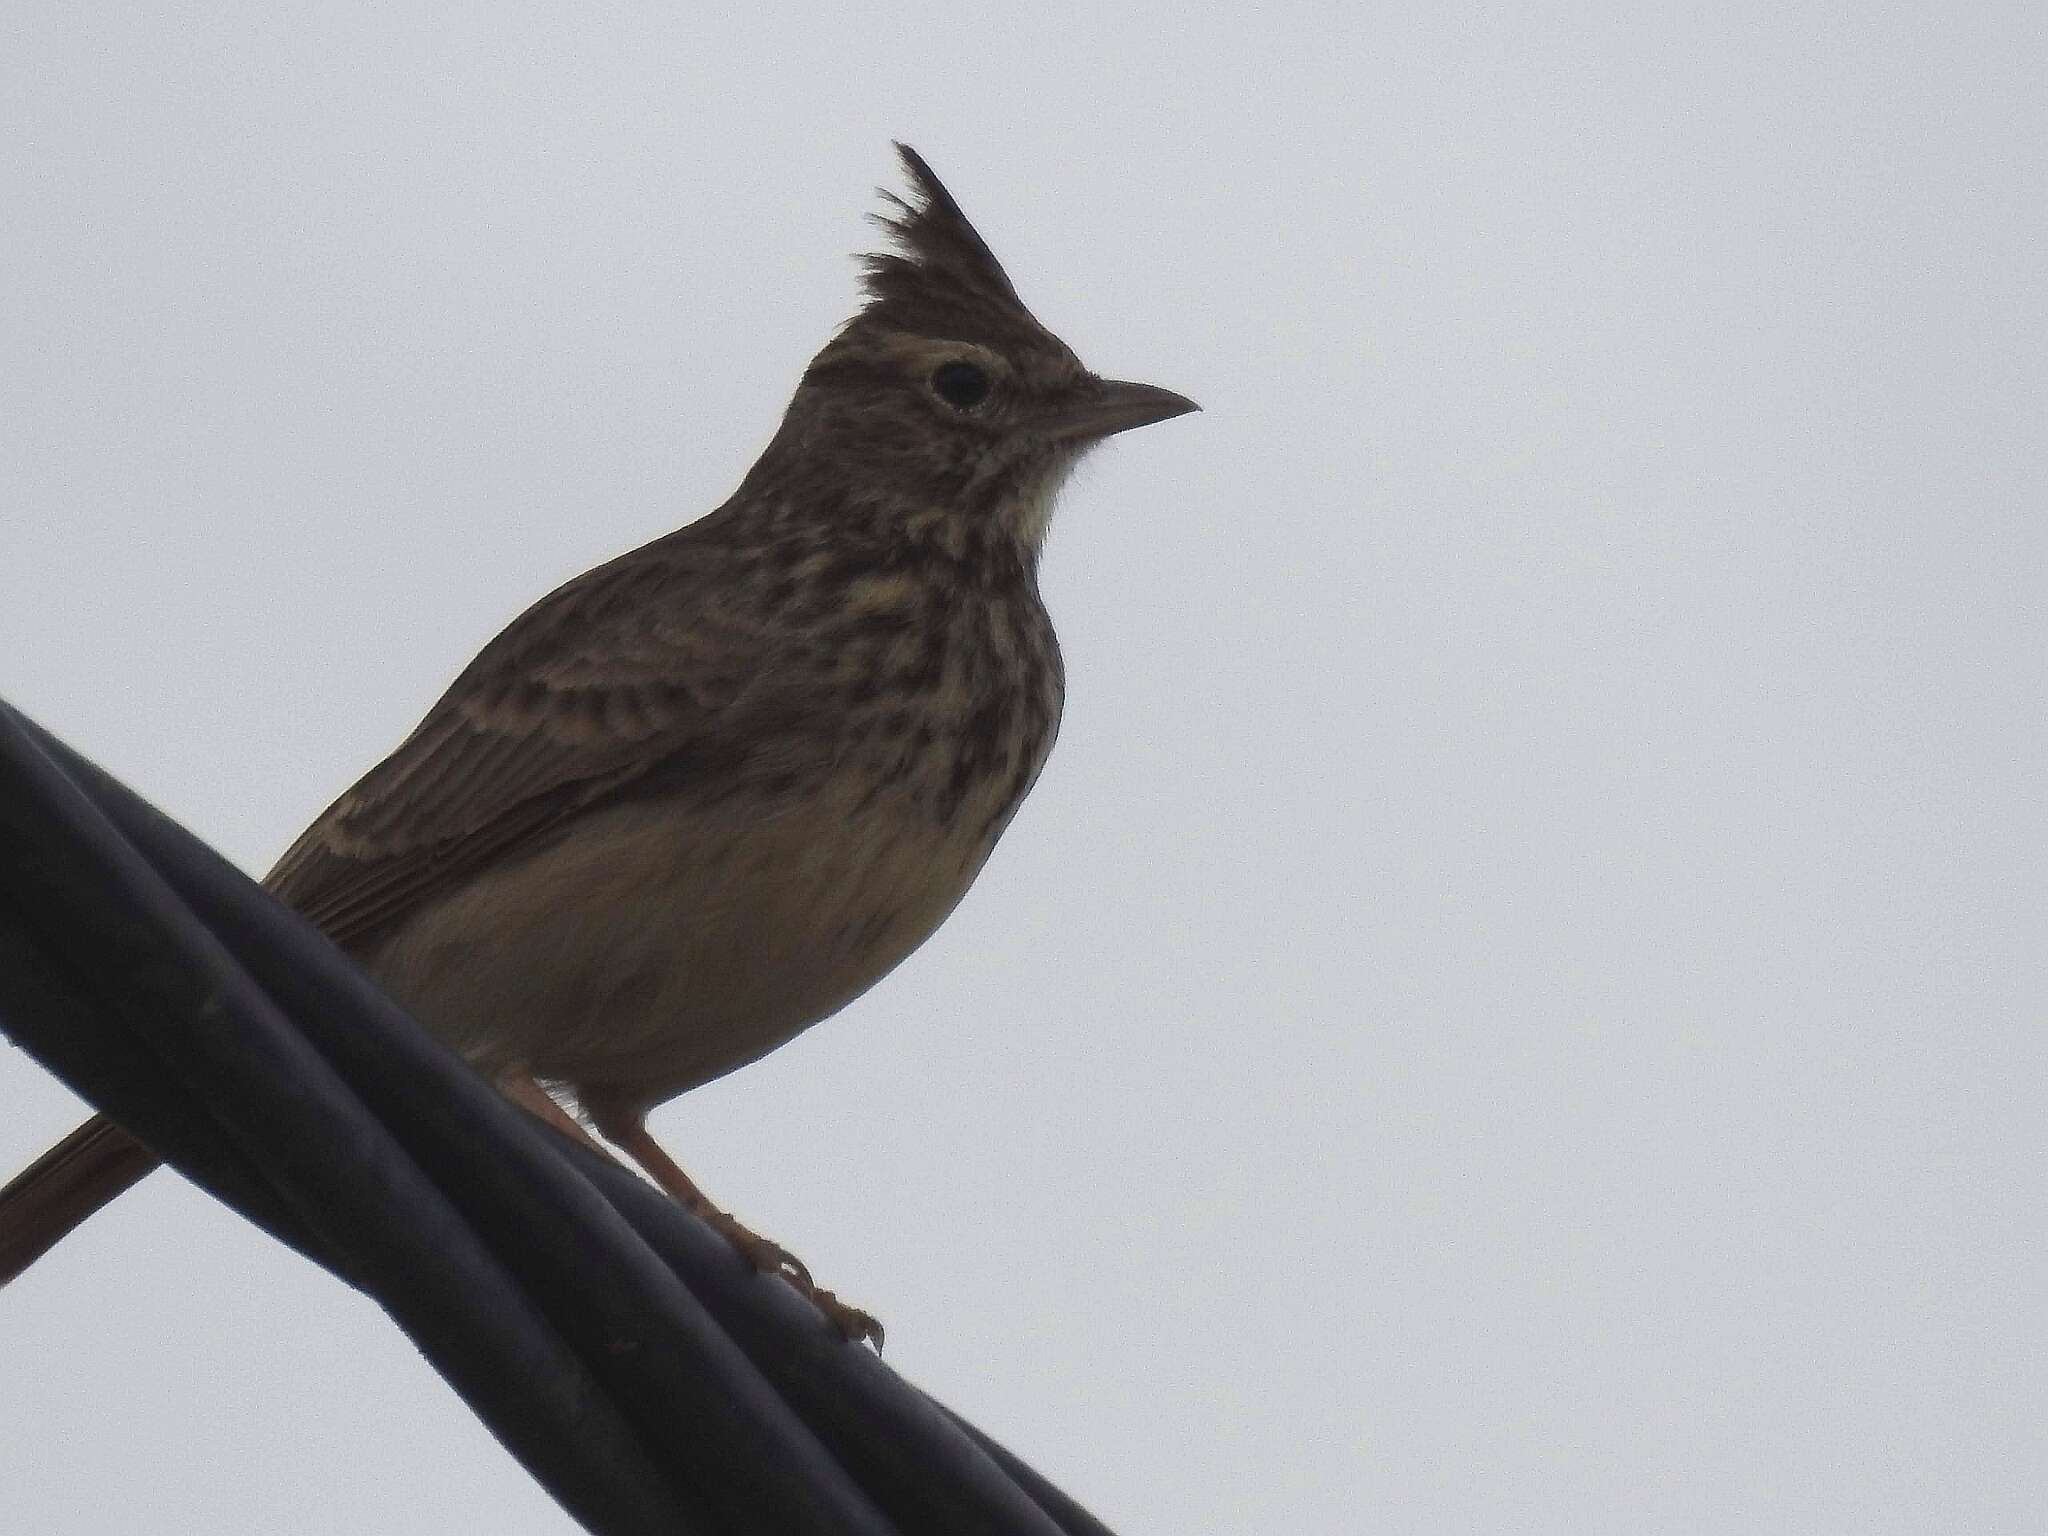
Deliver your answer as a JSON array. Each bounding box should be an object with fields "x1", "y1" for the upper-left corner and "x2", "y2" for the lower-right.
[{"x1": 264, "y1": 531, "x2": 787, "y2": 953}]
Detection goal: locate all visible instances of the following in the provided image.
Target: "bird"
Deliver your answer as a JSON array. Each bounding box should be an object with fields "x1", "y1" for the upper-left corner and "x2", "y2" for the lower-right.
[{"x1": 0, "y1": 144, "x2": 1197, "y2": 1341}]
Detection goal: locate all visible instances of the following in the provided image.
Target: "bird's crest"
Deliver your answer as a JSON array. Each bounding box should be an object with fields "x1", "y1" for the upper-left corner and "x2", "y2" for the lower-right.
[{"x1": 853, "y1": 145, "x2": 1049, "y2": 349}]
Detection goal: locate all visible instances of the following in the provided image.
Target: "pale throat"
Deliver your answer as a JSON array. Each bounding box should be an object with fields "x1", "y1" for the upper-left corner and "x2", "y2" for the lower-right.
[{"x1": 1006, "y1": 454, "x2": 1080, "y2": 552}]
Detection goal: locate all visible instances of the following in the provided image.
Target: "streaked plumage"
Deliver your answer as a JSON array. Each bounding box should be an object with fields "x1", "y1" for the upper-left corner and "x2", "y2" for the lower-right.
[{"x1": 1, "y1": 146, "x2": 1196, "y2": 1336}]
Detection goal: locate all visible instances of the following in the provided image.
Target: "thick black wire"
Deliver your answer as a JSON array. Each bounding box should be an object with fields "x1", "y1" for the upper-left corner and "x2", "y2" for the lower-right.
[{"x1": 0, "y1": 702, "x2": 1113, "y2": 1536}]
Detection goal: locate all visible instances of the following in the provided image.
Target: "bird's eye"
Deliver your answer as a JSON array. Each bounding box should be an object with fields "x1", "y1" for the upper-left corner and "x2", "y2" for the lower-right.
[{"x1": 929, "y1": 360, "x2": 992, "y2": 411}]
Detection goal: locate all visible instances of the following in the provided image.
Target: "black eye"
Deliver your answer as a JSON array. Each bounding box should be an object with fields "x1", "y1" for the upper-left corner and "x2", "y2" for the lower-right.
[{"x1": 929, "y1": 360, "x2": 992, "y2": 410}]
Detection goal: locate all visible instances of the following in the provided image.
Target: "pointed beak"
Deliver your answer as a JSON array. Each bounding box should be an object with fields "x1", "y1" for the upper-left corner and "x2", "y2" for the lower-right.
[{"x1": 1042, "y1": 377, "x2": 1201, "y2": 442}]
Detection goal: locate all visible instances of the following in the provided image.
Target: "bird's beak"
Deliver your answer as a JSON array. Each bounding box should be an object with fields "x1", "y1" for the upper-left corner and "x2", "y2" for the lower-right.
[{"x1": 1042, "y1": 378, "x2": 1201, "y2": 442}]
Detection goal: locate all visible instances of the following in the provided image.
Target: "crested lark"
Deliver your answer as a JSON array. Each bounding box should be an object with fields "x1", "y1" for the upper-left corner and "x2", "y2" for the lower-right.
[{"x1": 0, "y1": 145, "x2": 1197, "y2": 1342}]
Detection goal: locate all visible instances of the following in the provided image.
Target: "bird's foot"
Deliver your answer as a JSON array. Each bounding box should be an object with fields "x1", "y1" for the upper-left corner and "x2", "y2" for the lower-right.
[
  {"x1": 691, "y1": 1201, "x2": 883, "y2": 1348},
  {"x1": 806, "y1": 1284, "x2": 885, "y2": 1350},
  {"x1": 694, "y1": 1203, "x2": 813, "y2": 1288},
  {"x1": 580, "y1": 1103, "x2": 885, "y2": 1348}
]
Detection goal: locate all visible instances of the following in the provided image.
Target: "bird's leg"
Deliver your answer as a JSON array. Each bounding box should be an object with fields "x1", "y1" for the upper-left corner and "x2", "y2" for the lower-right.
[
  {"x1": 584, "y1": 1103, "x2": 810, "y2": 1284},
  {"x1": 583, "y1": 1100, "x2": 882, "y2": 1348},
  {"x1": 495, "y1": 1069, "x2": 613, "y2": 1156}
]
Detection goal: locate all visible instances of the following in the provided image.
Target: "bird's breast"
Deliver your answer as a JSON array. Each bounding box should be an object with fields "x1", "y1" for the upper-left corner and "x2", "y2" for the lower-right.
[{"x1": 363, "y1": 699, "x2": 1052, "y2": 1107}]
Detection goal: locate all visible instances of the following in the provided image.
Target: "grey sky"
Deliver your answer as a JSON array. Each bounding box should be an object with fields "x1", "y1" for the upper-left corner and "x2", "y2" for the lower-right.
[{"x1": 3, "y1": 5, "x2": 2044, "y2": 1533}]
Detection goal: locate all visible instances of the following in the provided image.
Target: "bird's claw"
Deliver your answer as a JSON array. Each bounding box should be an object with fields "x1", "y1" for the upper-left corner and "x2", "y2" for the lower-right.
[
  {"x1": 809, "y1": 1286, "x2": 884, "y2": 1350},
  {"x1": 727, "y1": 1226, "x2": 814, "y2": 1290},
  {"x1": 697, "y1": 1205, "x2": 882, "y2": 1346}
]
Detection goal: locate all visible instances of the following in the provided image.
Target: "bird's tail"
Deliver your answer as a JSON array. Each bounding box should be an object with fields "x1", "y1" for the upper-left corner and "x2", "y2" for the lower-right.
[{"x1": 0, "y1": 1115, "x2": 159, "y2": 1285}]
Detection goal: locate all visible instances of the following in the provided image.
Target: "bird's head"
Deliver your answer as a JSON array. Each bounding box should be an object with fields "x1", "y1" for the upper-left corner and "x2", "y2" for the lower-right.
[{"x1": 752, "y1": 145, "x2": 1197, "y2": 558}]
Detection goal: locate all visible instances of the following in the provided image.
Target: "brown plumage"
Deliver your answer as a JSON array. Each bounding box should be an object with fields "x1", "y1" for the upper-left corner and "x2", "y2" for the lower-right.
[{"x1": 0, "y1": 145, "x2": 1196, "y2": 1338}]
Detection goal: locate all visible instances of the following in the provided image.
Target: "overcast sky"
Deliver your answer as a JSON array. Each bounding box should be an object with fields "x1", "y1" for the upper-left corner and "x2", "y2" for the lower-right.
[{"x1": 3, "y1": 6, "x2": 2044, "y2": 1533}]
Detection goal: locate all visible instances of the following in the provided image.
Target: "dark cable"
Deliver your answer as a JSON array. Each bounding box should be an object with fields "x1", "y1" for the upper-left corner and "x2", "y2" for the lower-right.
[{"x1": 0, "y1": 701, "x2": 1112, "y2": 1536}]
